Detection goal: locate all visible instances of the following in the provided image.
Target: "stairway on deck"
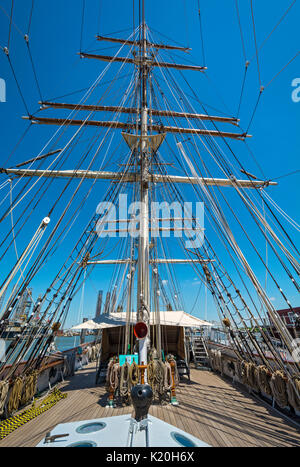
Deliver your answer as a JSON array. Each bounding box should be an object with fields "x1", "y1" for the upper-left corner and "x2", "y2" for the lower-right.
[{"x1": 192, "y1": 336, "x2": 209, "y2": 369}]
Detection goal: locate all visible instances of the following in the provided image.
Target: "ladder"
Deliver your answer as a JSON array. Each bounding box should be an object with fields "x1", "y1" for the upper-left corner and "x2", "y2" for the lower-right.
[{"x1": 192, "y1": 336, "x2": 209, "y2": 369}]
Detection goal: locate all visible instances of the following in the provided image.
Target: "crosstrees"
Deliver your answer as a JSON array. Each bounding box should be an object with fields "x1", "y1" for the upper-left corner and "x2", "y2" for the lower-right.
[
  {"x1": 79, "y1": 52, "x2": 207, "y2": 72},
  {"x1": 96, "y1": 35, "x2": 192, "y2": 52}
]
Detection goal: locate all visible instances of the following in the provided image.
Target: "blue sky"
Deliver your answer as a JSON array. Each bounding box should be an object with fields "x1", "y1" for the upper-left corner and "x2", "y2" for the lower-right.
[{"x1": 0, "y1": 0, "x2": 299, "y2": 328}]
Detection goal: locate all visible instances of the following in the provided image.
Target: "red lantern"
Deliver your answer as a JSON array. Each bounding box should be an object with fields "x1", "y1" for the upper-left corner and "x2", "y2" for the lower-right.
[{"x1": 134, "y1": 321, "x2": 148, "y2": 339}]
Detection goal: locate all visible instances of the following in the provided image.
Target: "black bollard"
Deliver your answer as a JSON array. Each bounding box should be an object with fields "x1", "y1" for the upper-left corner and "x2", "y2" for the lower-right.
[{"x1": 131, "y1": 384, "x2": 153, "y2": 422}]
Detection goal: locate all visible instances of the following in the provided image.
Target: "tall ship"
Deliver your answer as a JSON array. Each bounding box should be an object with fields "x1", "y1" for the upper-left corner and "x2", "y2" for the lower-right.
[{"x1": 0, "y1": 0, "x2": 299, "y2": 449}]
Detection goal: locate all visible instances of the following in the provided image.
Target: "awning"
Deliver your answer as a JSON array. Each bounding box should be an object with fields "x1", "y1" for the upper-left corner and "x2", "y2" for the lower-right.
[{"x1": 71, "y1": 311, "x2": 212, "y2": 330}]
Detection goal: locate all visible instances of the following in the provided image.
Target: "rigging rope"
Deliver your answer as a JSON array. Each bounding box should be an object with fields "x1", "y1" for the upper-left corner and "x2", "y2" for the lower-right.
[
  {"x1": 255, "y1": 0, "x2": 297, "y2": 56},
  {"x1": 234, "y1": 0, "x2": 247, "y2": 62},
  {"x1": 250, "y1": 0, "x2": 262, "y2": 88},
  {"x1": 246, "y1": 87, "x2": 263, "y2": 133},
  {"x1": 264, "y1": 52, "x2": 299, "y2": 90},
  {"x1": 197, "y1": 0, "x2": 206, "y2": 67},
  {"x1": 5, "y1": 55, "x2": 30, "y2": 115},
  {"x1": 80, "y1": 0, "x2": 86, "y2": 53},
  {"x1": 236, "y1": 61, "x2": 249, "y2": 119},
  {"x1": 270, "y1": 370, "x2": 288, "y2": 408},
  {"x1": 27, "y1": 1, "x2": 35, "y2": 36},
  {"x1": 7, "y1": 0, "x2": 14, "y2": 52}
]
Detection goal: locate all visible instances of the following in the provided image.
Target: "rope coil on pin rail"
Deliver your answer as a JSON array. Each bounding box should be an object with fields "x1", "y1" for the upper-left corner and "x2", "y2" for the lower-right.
[
  {"x1": 286, "y1": 376, "x2": 300, "y2": 412},
  {"x1": 0, "y1": 381, "x2": 9, "y2": 417},
  {"x1": 147, "y1": 349, "x2": 167, "y2": 400},
  {"x1": 6, "y1": 376, "x2": 24, "y2": 415},
  {"x1": 256, "y1": 365, "x2": 272, "y2": 396},
  {"x1": 270, "y1": 370, "x2": 288, "y2": 408},
  {"x1": 20, "y1": 370, "x2": 39, "y2": 407},
  {"x1": 247, "y1": 362, "x2": 259, "y2": 391},
  {"x1": 119, "y1": 361, "x2": 131, "y2": 399},
  {"x1": 129, "y1": 360, "x2": 140, "y2": 386},
  {"x1": 164, "y1": 361, "x2": 173, "y2": 391},
  {"x1": 105, "y1": 359, "x2": 115, "y2": 390},
  {"x1": 110, "y1": 362, "x2": 120, "y2": 391}
]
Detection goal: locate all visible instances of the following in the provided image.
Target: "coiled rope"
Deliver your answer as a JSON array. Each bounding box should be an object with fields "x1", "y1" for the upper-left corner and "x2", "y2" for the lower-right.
[
  {"x1": 0, "y1": 381, "x2": 9, "y2": 416},
  {"x1": 147, "y1": 359, "x2": 165, "y2": 398},
  {"x1": 256, "y1": 365, "x2": 272, "y2": 395},
  {"x1": 128, "y1": 360, "x2": 139, "y2": 386},
  {"x1": 286, "y1": 376, "x2": 300, "y2": 412},
  {"x1": 110, "y1": 363, "x2": 120, "y2": 391},
  {"x1": 105, "y1": 359, "x2": 115, "y2": 390},
  {"x1": 209, "y1": 349, "x2": 223, "y2": 373},
  {"x1": 209, "y1": 353, "x2": 299, "y2": 411},
  {"x1": 234, "y1": 360, "x2": 243, "y2": 381},
  {"x1": 20, "y1": 371, "x2": 38, "y2": 407},
  {"x1": 119, "y1": 361, "x2": 130, "y2": 399},
  {"x1": 7, "y1": 376, "x2": 24, "y2": 415},
  {"x1": 270, "y1": 370, "x2": 288, "y2": 408},
  {"x1": 245, "y1": 362, "x2": 259, "y2": 391}
]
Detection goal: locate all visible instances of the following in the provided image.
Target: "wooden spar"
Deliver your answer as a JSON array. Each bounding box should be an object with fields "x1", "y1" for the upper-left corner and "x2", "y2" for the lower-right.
[
  {"x1": 39, "y1": 101, "x2": 239, "y2": 125},
  {"x1": 40, "y1": 102, "x2": 136, "y2": 114},
  {"x1": 240, "y1": 168, "x2": 258, "y2": 180},
  {"x1": 94, "y1": 227, "x2": 203, "y2": 233},
  {"x1": 79, "y1": 53, "x2": 135, "y2": 64},
  {"x1": 85, "y1": 259, "x2": 213, "y2": 265},
  {"x1": 23, "y1": 116, "x2": 248, "y2": 140},
  {"x1": 117, "y1": 162, "x2": 175, "y2": 167},
  {"x1": 0, "y1": 167, "x2": 277, "y2": 188},
  {"x1": 87, "y1": 259, "x2": 135, "y2": 265},
  {"x1": 96, "y1": 35, "x2": 192, "y2": 52},
  {"x1": 152, "y1": 125, "x2": 249, "y2": 140},
  {"x1": 150, "y1": 259, "x2": 213, "y2": 264},
  {"x1": 79, "y1": 52, "x2": 206, "y2": 71},
  {"x1": 0, "y1": 168, "x2": 126, "y2": 181},
  {"x1": 14, "y1": 149, "x2": 62, "y2": 168}
]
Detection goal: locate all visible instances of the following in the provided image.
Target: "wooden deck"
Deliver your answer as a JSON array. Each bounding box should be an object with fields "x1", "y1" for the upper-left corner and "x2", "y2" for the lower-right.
[{"x1": 1, "y1": 363, "x2": 300, "y2": 447}]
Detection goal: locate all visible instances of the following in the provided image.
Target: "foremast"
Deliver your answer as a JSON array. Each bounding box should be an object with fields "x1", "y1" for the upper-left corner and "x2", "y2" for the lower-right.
[{"x1": 137, "y1": 1, "x2": 150, "y2": 367}]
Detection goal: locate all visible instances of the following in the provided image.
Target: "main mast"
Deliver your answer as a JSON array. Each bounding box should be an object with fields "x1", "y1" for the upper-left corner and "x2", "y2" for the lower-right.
[{"x1": 137, "y1": 0, "x2": 150, "y2": 366}]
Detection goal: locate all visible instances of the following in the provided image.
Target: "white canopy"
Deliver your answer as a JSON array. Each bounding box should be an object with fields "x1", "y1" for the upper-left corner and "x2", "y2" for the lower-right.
[{"x1": 71, "y1": 311, "x2": 212, "y2": 330}]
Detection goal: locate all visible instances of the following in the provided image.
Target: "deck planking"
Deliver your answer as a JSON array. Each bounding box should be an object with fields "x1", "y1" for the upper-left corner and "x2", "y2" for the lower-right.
[{"x1": 0, "y1": 363, "x2": 299, "y2": 447}]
